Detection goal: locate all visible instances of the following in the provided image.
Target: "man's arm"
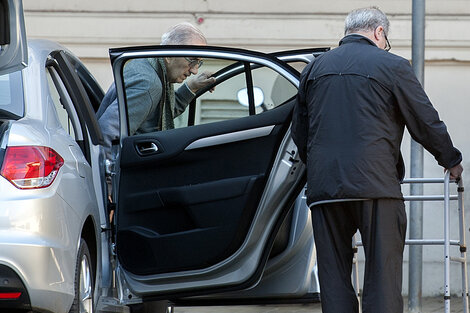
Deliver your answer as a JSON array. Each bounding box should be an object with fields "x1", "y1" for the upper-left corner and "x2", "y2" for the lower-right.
[
  {"x1": 174, "y1": 72, "x2": 216, "y2": 117},
  {"x1": 292, "y1": 76, "x2": 310, "y2": 164},
  {"x1": 393, "y1": 58, "x2": 462, "y2": 176},
  {"x1": 174, "y1": 83, "x2": 195, "y2": 117}
]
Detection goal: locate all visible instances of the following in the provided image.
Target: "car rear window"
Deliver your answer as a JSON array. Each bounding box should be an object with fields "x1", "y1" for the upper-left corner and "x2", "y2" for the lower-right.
[{"x1": 0, "y1": 70, "x2": 24, "y2": 120}]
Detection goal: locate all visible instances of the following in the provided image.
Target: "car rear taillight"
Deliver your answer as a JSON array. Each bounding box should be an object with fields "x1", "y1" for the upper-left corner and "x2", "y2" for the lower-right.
[
  {"x1": 0, "y1": 146, "x2": 64, "y2": 189},
  {"x1": 0, "y1": 292, "x2": 21, "y2": 299}
]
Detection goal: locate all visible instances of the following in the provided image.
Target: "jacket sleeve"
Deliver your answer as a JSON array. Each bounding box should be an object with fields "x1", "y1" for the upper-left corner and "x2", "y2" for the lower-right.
[
  {"x1": 174, "y1": 82, "x2": 195, "y2": 117},
  {"x1": 292, "y1": 70, "x2": 310, "y2": 164},
  {"x1": 124, "y1": 64, "x2": 163, "y2": 135},
  {"x1": 392, "y1": 58, "x2": 462, "y2": 169}
]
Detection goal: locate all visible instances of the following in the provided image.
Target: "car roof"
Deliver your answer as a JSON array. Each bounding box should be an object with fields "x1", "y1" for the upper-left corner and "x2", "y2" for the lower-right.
[
  {"x1": 19, "y1": 39, "x2": 67, "y2": 120},
  {"x1": 27, "y1": 39, "x2": 69, "y2": 61}
]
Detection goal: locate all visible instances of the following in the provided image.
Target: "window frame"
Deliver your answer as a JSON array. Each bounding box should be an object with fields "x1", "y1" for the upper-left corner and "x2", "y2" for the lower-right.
[
  {"x1": 46, "y1": 50, "x2": 104, "y2": 163},
  {"x1": 46, "y1": 65, "x2": 82, "y2": 141}
]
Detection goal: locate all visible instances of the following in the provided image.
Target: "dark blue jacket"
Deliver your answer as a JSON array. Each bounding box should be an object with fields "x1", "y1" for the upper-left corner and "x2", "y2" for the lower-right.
[{"x1": 292, "y1": 34, "x2": 462, "y2": 204}]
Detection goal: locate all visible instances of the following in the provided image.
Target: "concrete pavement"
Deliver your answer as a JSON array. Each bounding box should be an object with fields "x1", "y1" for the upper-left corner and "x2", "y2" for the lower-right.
[{"x1": 174, "y1": 297, "x2": 466, "y2": 312}]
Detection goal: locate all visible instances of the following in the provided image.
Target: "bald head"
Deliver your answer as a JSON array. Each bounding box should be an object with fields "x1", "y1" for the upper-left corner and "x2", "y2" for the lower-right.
[{"x1": 161, "y1": 22, "x2": 207, "y2": 45}]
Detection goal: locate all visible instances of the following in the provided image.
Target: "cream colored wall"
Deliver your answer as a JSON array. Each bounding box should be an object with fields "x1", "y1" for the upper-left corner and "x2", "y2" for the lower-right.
[
  {"x1": 22, "y1": 0, "x2": 470, "y2": 85},
  {"x1": 22, "y1": 0, "x2": 470, "y2": 296}
]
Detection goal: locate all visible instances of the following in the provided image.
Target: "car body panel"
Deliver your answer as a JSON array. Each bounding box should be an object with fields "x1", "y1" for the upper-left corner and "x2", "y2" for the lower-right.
[
  {"x1": 0, "y1": 0, "x2": 27, "y2": 76},
  {"x1": 0, "y1": 39, "x2": 107, "y2": 313}
]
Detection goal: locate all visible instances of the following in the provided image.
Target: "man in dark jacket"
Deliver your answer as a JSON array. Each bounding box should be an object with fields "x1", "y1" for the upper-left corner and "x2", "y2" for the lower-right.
[{"x1": 292, "y1": 7, "x2": 463, "y2": 313}]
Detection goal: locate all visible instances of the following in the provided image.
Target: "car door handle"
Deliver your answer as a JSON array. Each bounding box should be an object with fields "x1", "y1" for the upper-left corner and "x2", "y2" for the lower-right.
[{"x1": 136, "y1": 142, "x2": 159, "y2": 156}]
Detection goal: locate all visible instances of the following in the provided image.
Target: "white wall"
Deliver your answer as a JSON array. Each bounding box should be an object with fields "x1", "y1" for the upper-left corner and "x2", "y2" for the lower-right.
[{"x1": 23, "y1": 0, "x2": 470, "y2": 296}]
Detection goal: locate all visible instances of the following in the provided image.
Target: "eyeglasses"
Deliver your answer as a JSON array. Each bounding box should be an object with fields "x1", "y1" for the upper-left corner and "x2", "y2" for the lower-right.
[
  {"x1": 184, "y1": 57, "x2": 204, "y2": 69},
  {"x1": 384, "y1": 34, "x2": 391, "y2": 52}
]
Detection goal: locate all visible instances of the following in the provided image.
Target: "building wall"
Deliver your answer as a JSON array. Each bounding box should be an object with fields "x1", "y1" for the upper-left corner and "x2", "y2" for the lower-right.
[{"x1": 23, "y1": 0, "x2": 470, "y2": 296}]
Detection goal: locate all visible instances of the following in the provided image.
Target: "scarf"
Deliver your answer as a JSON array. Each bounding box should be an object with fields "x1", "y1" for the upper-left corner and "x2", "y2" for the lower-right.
[{"x1": 152, "y1": 58, "x2": 176, "y2": 130}]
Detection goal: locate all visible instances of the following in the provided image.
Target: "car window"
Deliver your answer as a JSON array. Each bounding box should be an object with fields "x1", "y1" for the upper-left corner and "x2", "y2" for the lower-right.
[
  {"x1": 65, "y1": 52, "x2": 104, "y2": 112},
  {"x1": 181, "y1": 62, "x2": 297, "y2": 127},
  {"x1": 46, "y1": 67, "x2": 82, "y2": 141},
  {"x1": 177, "y1": 59, "x2": 246, "y2": 127},
  {"x1": 251, "y1": 66, "x2": 298, "y2": 112},
  {"x1": 121, "y1": 57, "x2": 297, "y2": 133},
  {"x1": 286, "y1": 61, "x2": 310, "y2": 73},
  {"x1": 0, "y1": 70, "x2": 24, "y2": 119}
]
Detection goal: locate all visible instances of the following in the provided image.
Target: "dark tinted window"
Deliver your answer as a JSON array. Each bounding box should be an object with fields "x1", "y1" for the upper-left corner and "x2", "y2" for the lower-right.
[
  {"x1": 0, "y1": 0, "x2": 9, "y2": 45},
  {"x1": 0, "y1": 70, "x2": 24, "y2": 119},
  {"x1": 65, "y1": 52, "x2": 104, "y2": 112}
]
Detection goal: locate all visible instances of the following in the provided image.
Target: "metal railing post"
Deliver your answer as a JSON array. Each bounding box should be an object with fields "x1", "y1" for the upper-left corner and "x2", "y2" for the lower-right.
[
  {"x1": 458, "y1": 179, "x2": 469, "y2": 313},
  {"x1": 409, "y1": 0, "x2": 426, "y2": 311},
  {"x1": 444, "y1": 172, "x2": 451, "y2": 313}
]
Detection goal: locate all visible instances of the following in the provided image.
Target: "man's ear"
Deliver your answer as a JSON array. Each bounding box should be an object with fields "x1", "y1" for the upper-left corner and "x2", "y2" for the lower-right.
[{"x1": 374, "y1": 26, "x2": 384, "y2": 41}]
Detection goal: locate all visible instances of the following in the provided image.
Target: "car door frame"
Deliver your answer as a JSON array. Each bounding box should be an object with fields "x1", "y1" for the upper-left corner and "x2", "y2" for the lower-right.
[
  {"x1": 48, "y1": 50, "x2": 104, "y2": 148},
  {"x1": 110, "y1": 46, "x2": 322, "y2": 303}
]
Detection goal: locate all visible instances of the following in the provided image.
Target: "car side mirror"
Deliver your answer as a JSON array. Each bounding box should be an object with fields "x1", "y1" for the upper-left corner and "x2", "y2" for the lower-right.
[{"x1": 237, "y1": 87, "x2": 265, "y2": 108}]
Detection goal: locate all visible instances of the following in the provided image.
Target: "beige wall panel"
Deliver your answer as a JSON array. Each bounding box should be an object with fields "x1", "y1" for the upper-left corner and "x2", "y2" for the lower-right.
[
  {"x1": 23, "y1": 0, "x2": 470, "y2": 15},
  {"x1": 23, "y1": 12, "x2": 470, "y2": 58}
]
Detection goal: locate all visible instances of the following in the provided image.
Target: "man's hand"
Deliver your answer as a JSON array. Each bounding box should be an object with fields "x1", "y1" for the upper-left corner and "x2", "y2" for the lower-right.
[
  {"x1": 187, "y1": 72, "x2": 216, "y2": 93},
  {"x1": 448, "y1": 163, "x2": 463, "y2": 181}
]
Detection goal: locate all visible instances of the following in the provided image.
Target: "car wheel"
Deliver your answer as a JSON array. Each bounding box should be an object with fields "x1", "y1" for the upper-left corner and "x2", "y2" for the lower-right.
[{"x1": 69, "y1": 239, "x2": 94, "y2": 313}]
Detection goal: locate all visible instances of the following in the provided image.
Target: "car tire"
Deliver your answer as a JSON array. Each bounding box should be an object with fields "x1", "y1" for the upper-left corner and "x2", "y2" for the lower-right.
[{"x1": 69, "y1": 239, "x2": 94, "y2": 313}]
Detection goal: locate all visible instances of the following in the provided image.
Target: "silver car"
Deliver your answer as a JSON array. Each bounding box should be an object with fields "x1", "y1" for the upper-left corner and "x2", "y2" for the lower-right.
[
  {"x1": 1, "y1": 18, "x2": 109, "y2": 313},
  {"x1": 1, "y1": 1, "x2": 325, "y2": 312}
]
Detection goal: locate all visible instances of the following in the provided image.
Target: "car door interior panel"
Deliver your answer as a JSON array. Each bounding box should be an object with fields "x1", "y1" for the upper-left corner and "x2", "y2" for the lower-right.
[
  {"x1": 116, "y1": 100, "x2": 294, "y2": 275},
  {"x1": 117, "y1": 175, "x2": 265, "y2": 275}
]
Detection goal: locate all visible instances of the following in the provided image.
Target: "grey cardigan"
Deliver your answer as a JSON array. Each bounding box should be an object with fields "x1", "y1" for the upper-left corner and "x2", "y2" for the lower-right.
[{"x1": 97, "y1": 58, "x2": 195, "y2": 158}]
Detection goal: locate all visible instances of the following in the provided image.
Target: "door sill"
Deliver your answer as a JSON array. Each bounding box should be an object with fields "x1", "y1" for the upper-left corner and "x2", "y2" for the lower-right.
[{"x1": 171, "y1": 292, "x2": 320, "y2": 307}]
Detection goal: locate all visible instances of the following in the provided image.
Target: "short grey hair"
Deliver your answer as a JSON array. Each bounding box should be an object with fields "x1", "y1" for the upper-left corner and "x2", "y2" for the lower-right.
[
  {"x1": 161, "y1": 22, "x2": 207, "y2": 45},
  {"x1": 344, "y1": 7, "x2": 390, "y2": 36}
]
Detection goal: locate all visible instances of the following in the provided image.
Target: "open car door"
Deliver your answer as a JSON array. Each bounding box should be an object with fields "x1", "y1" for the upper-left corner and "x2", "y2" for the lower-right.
[
  {"x1": 110, "y1": 46, "x2": 326, "y2": 305},
  {"x1": 0, "y1": 0, "x2": 27, "y2": 76}
]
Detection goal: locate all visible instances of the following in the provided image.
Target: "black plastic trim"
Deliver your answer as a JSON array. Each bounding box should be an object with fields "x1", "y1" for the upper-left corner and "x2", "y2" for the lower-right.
[
  {"x1": 244, "y1": 62, "x2": 255, "y2": 116},
  {"x1": 269, "y1": 47, "x2": 330, "y2": 58},
  {"x1": 0, "y1": 264, "x2": 31, "y2": 311},
  {"x1": 173, "y1": 292, "x2": 320, "y2": 306},
  {"x1": 50, "y1": 51, "x2": 104, "y2": 146},
  {"x1": 0, "y1": 0, "x2": 10, "y2": 45},
  {"x1": 65, "y1": 51, "x2": 105, "y2": 112}
]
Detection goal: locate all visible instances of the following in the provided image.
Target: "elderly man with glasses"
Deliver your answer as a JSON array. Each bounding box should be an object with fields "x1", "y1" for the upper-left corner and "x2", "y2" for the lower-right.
[
  {"x1": 97, "y1": 22, "x2": 215, "y2": 159},
  {"x1": 292, "y1": 6, "x2": 462, "y2": 313}
]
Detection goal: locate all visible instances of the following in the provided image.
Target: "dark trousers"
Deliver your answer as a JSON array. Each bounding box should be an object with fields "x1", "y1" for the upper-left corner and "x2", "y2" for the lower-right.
[{"x1": 311, "y1": 199, "x2": 407, "y2": 313}]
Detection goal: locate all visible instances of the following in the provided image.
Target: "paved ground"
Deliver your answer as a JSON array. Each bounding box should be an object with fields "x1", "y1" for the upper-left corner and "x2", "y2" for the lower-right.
[{"x1": 174, "y1": 297, "x2": 467, "y2": 312}]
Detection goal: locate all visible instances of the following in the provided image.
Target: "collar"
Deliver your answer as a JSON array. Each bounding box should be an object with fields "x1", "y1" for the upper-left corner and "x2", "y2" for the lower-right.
[
  {"x1": 148, "y1": 58, "x2": 166, "y2": 76},
  {"x1": 339, "y1": 34, "x2": 377, "y2": 47}
]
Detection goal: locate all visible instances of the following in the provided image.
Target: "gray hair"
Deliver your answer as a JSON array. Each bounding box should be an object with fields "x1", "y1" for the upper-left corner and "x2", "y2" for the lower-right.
[
  {"x1": 344, "y1": 7, "x2": 390, "y2": 36},
  {"x1": 161, "y1": 22, "x2": 207, "y2": 45}
]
